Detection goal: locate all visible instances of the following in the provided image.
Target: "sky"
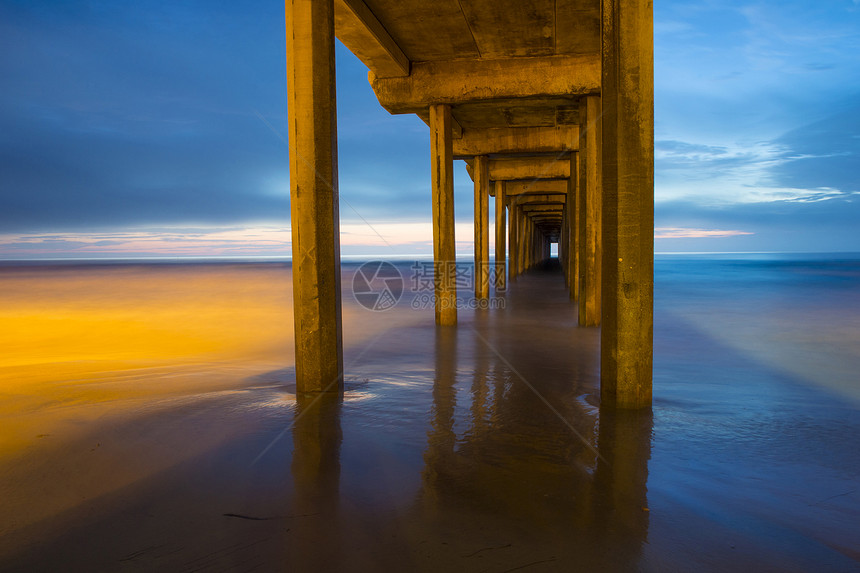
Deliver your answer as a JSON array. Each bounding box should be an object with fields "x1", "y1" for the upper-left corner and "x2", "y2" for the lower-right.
[{"x1": 0, "y1": 0, "x2": 858, "y2": 259}]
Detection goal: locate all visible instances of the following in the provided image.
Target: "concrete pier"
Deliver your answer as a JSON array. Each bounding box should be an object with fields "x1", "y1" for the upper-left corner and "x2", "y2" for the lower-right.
[
  {"x1": 579, "y1": 95, "x2": 602, "y2": 326},
  {"x1": 430, "y1": 103, "x2": 457, "y2": 326},
  {"x1": 599, "y1": 0, "x2": 654, "y2": 408},
  {"x1": 494, "y1": 180, "x2": 506, "y2": 291},
  {"x1": 473, "y1": 155, "x2": 490, "y2": 299},
  {"x1": 569, "y1": 152, "x2": 579, "y2": 301},
  {"x1": 290, "y1": 0, "x2": 655, "y2": 407},
  {"x1": 509, "y1": 199, "x2": 519, "y2": 281},
  {"x1": 286, "y1": 0, "x2": 343, "y2": 393}
]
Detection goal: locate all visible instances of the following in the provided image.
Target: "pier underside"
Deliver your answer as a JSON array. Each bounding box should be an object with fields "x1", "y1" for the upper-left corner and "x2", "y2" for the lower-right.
[{"x1": 287, "y1": 0, "x2": 653, "y2": 408}]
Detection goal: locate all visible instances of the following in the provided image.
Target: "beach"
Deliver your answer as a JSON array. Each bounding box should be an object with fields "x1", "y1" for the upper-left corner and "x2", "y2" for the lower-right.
[{"x1": 0, "y1": 255, "x2": 858, "y2": 571}]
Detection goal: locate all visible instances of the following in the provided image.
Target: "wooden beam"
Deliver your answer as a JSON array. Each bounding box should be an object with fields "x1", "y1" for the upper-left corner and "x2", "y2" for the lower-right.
[
  {"x1": 334, "y1": 0, "x2": 409, "y2": 78},
  {"x1": 370, "y1": 54, "x2": 600, "y2": 114},
  {"x1": 454, "y1": 126, "x2": 579, "y2": 158}
]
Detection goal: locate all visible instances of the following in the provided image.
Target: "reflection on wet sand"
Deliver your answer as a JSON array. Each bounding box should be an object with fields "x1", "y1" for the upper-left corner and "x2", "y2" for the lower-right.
[
  {"x1": 409, "y1": 321, "x2": 652, "y2": 571},
  {"x1": 288, "y1": 393, "x2": 343, "y2": 571},
  {"x1": 2, "y1": 259, "x2": 858, "y2": 571}
]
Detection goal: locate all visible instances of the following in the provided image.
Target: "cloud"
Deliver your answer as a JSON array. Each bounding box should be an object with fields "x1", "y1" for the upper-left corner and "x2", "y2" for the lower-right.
[
  {"x1": 655, "y1": 195, "x2": 860, "y2": 252},
  {"x1": 654, "y1": 227, "x2": 753, "y2": 239},
  {"x1": 767, "y1": 101, "x2": 860, "y2": 195},
  {"x1": 656, "y1": 99, "x2": 860, "y2": 207},
  {"x1": 1, "y1": 0, "x2": 858, "y2": 255}
]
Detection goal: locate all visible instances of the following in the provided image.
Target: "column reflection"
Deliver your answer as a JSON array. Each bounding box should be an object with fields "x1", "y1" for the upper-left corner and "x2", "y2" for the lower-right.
[
  {"x1": 417, "y1": 323, "x2": 653, "y2": 569},
  {"x1": 288, "y1": 392, "x2": 342, "y2": 571}
]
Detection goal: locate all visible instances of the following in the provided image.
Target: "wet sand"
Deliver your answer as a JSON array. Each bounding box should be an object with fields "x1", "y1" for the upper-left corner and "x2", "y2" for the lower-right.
[{"x1": 0, "y1": 258, "x2": 858, "y2": 571}]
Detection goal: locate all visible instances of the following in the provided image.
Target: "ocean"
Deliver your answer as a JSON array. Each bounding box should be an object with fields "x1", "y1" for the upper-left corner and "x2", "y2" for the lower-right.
[{"x1": 0, "y1": 254, "x2": 858, "y2": 571}]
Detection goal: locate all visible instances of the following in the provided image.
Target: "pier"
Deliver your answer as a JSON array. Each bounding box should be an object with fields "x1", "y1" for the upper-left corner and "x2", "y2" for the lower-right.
[{"x1": 286, "y1": 0, "x2": 653, "y2": 408}]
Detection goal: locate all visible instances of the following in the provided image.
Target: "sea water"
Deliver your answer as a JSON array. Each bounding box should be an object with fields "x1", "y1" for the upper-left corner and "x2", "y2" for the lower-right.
[{"x1": 0, "y1": 254, "x2": 857, "y2": 571}]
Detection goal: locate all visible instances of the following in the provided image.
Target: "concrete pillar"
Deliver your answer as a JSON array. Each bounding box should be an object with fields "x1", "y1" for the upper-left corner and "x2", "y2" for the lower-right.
[
  {"x1": 561, "y1": 208, "x2": 569, "y2": 283},
  {"x1": 508, "y1": 200, "x2": 519, "y2": 281},
  {"x1": 494, "y1": 181, "x2": 506, "y2": 291},
  {"x1": 567, "y1": 156, "x2": 579, "y2": 300},
  {"x1": 521, "y1": 216, "x2": 528, "y2": 272},
  {"x1": 527, "y1": 216, "x2": 533, "y2": 269},
  {"x1": 286, "y1": 0, "x2": 343, "y2": 393},
  {"x1": 430, "y1": 104, "x2": 458, "y2": 326},
  {"x1": 529, "y1": 222, "x2": 535, "y2": 268},
  {"x1": 600, "y1": 0, "x2": 654, "y2": 408},
  {"x1": 579, "y1": 95, "x2": 602, "y2": 327},
  {"x1": 519, "y1": 213, "x2": 528, "y2": 273},
  {"x1": 473, "y1": 155, "x2": 490, "y2": 299}
]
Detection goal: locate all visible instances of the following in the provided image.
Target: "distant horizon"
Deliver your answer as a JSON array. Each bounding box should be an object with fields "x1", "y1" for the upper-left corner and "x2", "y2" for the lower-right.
[{"x1": 3, "y1": 250, "x2": 860, "y2": 264}]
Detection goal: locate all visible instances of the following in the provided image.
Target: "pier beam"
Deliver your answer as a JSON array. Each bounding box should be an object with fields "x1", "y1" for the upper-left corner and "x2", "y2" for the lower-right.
[
  {"x1": 287, "y1": 0, "x2": 343, "y2": 393},
  {"x1": 579, "y1": 95, "x2": 602, "y2": 327},
  {"x1": 600, "y1": 0, "x2": 654, "y2": 408},
  {"x1": 430, "y1": 103, "x2": 458, "y2": 326},
  {"x1": 494, "y1": 181, "x2": 507, "y2": 291},
  {"x1": 474, "y1": 155, "x2": 490, "y2": 299}
]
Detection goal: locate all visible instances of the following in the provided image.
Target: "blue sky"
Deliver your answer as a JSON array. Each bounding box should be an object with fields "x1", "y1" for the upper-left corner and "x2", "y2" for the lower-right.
[{"x1": 0, "y1": 0, "x2": 858, "y2": 258}]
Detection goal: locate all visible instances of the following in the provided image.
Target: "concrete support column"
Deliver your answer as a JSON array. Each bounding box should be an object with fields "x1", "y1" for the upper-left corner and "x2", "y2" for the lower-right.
[
  {"x1": 508, "y1": 200, "x2": 519, "y2": 281},
  {"x1": 286, "y1": 0, "x2": 343, "y2": 393},
  {"x1": 430, "y1": 103, "x2": 457, "y2": 326},
  {"x1": 521, "y1": 216, "x2": 528, "y2": 272},
  {"x1": 494, "y1": 181, "x2": 507, "y2": 291},
  {"x1": 473, "y1": 155, "x2": 490, "y2": 299},
  {"x1": 529, "y1": 223, "x2": 535, "y2": 267},
  {"x1": 579, "y1": 95, "x2": 603, "y2": 326},
  {"x1": 600, "y1": 0, "x2": 654, "y2": 408},
  {"x1": 561, "y1": 208, "x2": 569, "y2": 283},
  {"x1": 567, "y1": 157, "x2": 579, "y2": 300},
  {"x1": 520, "y1": 214, "x2": 529, "y2": 273}
]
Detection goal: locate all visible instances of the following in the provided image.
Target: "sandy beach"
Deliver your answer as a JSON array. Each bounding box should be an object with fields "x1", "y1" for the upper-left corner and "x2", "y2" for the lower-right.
[{"x1": 0, "y1": 257, "x2": 858, "y2": 571}]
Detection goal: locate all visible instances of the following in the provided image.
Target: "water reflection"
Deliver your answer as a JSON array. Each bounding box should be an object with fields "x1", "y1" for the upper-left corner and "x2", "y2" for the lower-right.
[
  {"x1": 416, "y1": 319, "x2": 653, "y2": 569},
  {"x1": 288, "y1": 393, "x2": 342, "y2": 571},
  {"x1": 422, "y1": 326, "x2": 459, "y2": 510},
  {"x1": 592, "y1": 407, "x2": 653, "y2": 566}
]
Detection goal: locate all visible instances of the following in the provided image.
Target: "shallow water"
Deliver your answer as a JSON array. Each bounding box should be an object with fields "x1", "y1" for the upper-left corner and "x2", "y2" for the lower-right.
[{"x1": 0, "y1": 255, "x2": 858, "y2": 571}]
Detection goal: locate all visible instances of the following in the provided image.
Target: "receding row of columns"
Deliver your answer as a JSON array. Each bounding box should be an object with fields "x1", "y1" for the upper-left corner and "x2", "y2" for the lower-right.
[{"x1": 285, "y1": 0, "x2": 652, "y2": 408}]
